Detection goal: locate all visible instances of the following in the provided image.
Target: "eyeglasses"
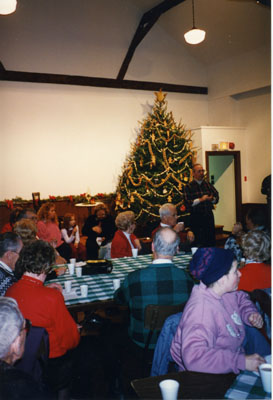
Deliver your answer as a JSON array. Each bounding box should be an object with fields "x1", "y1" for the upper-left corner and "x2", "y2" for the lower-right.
[
  {"x1": 21, "y1": 319, "x2": 32, "y2": 336},
  {"x1": 11, "y1": 250, "x2": 21, "y2": 255}
]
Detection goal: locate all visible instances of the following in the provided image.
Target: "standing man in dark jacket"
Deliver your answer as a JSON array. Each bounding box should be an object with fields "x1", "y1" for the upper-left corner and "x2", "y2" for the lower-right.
[{"x1": 184, "y1": 164, "x2": 219, "y2": 247}]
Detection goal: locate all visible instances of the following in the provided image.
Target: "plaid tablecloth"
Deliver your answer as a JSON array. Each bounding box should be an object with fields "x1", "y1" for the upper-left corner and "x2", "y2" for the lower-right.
[
  {"x1": 225, "y1": 370, "x2": 271, "y2": 399},
  {"x1": 46, "y1": 252, "x2": 193, "y2": 306}
]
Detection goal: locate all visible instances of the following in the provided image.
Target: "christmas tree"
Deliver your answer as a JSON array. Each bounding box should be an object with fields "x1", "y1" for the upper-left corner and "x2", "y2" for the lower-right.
[{"x1": 115, "y1": 90, "x2": 196, "y2": 226}]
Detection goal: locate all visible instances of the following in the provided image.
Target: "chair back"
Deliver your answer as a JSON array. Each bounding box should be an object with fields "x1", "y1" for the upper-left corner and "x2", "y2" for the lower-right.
[
  {"x1": 144, "y1": 303, "x2": 185, "y2": 332},
  {"x1": 143, "y1": 303, "x2": 186, "y2": 368},
  {"x1": 15, "y1": 326, "x2": 49, "y2": 384}
]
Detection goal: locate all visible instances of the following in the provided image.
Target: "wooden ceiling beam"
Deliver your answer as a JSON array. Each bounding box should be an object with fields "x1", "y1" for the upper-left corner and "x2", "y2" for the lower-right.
[
  {"x1": 117, "y1": 0, "x2": 186, "y2": 80},
  {"x1": 0, "y1": 65, "x2": 207, "y2": 94}
]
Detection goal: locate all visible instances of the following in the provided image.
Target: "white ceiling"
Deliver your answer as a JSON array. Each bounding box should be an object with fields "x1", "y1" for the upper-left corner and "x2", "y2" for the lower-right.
[{"x1": 130, "y1": 0, "x2": 271, "y2": 66}]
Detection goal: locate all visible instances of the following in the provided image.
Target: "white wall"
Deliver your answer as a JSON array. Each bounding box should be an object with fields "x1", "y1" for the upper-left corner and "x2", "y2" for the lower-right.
[
  {"x1": 0, "y1": 82, "x2": 208, "y2": 200},
  {"x1": 207, "y1": 46, "x2": 271, "y2": 204},
  {"x1": 0, "y1": 0, "x2": 209, "y2": 201}
]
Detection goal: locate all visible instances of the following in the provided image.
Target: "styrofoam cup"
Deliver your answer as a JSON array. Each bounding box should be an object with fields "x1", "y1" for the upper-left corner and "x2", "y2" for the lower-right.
[
  {"x1": 159, "y1": 379, "x2": 179, "y2": 400},
  {"x1": 70, "y1": 258, "x2": 76, "y2": 265},
  {"x1": 68, "y1": 263, "x2": 75, "y2": 275},
  {"x1": 132, "y1": 248, "x2": 138, "y2": 257},
  {"x1": 259, "y1": 363, "x2": 272, "y2": 393},
  {"x1": 76, "y1": 267, "x2": 82, "y2": 277},
  {"x1": 113, "y1": 279, "x2": 121, "y2": 290},
  {"x1": 80, "y1": 284, "x2": 88, "y2": 297},
  {"x1": 64, "y1": 281, "x2": 72, "y2": 293},
  {"x1": 191, "y1": 247, "x2": 198, "y2": 255}
]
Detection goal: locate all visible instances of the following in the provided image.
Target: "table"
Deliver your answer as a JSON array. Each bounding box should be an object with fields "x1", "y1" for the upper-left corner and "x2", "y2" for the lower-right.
[
  {"x1": 131, "y1": 369, "x2": 271, "y2": 399},
  {"x1": 47, "y1": 252, "x2": 193, "y2": 307},
  {"x1": 225, "y1": 370, "x2": 271, "y2": 399}
]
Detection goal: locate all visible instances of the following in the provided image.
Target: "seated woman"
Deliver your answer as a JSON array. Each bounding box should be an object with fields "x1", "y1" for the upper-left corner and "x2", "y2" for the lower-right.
[
  {"x1": 37, "y1": 203, "x2": 71, "y2": 261},
  {"x1": 225, "y1": 208, "x2": 268, "y2": 262},
  {"x1": 13, "y1": 219, "x2": 66, "y2": 278},
  {"x1": 82, "y1": 203, "x2": 116, "y2": 260},
  {"x1": 239, "y1": 230, "x2": 271, "y2": 291},
  {"x1": 111, "y1": 211, "x2": 142, "y2": 258},
  {"x1": 170, "y1": 247, "x2": 268, "y2": 375},
  {"x1": 13, "y1": 218, "x2": 38, "y2": 246},
  {"x1": 5, "y1": 240, "x2": 80, "y2": 397}
]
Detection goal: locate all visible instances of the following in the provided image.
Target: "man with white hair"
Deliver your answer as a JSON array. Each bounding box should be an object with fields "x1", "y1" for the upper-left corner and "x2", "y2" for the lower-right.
[
  {"x1": 114, "y1": 227, "x2": 194, "y2": 349},
  {"x1": 152, "y1": 203, "x2": 194, "y2": 251},
  {"x1": 0, "y1": 297, "x2": 48, "y2": 399}
]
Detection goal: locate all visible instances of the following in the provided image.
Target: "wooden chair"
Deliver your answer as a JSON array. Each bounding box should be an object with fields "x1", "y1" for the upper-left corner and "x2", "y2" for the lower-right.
[{"x1": 142, "y1": 303, "x2": 186, "y2": 374}]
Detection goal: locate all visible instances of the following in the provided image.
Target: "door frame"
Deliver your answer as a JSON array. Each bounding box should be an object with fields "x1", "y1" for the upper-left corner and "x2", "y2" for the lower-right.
[{"x1": 205, "y1": 151, "x2": 242, "y2": 223}]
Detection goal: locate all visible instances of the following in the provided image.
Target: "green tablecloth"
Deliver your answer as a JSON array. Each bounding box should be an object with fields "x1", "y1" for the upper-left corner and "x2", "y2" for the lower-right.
[{"x1": 46, "y1": 252, "x2": 192, "y2": 306}]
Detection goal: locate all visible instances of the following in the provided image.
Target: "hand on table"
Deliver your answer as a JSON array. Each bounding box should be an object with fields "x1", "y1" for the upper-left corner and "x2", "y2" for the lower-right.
[
  {"x1": 47, "y1": 282, "x2": 63, "y2": 293},
  {"x1": 245, "y1": 353, "x2": 265, "y2": 372},
  {"x1": 55, "y1": 266, "x2": 66, "y2": 276},
  {"x1": 249, "y1": 312, "x2": 264, "y2": 329}
]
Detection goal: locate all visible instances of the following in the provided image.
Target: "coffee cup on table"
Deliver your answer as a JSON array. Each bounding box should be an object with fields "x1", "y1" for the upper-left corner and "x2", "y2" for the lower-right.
[
  {"x1": 80, "y1": 284, "x2": 88, "y2": 297},
  {"x1": 69, "y1": 258, "x2": 76, "y2": 265},
  {"x1": 76, "y1": 267, "x2": 82, "y2": 277},
  {"x1": 64, "y1": 281, "x2": 72, "y2": 293},
  {"x1": 113, "y1": 279, "x2": 121, "y2": 291},
  {"x1": 259, "y1": 363, "x2": 272, "y2": 393},
  {"x1": 191, "y1": 247, "x2": 198, "y2": 255},
  {"x1": 159, "y1": 379, "x2": 179, "y2": 400},
  {"x1": 132, "y1": 248, "x2": 138, "y2": 258},
  {"x1": 68, "y1": 263, "x2": 75, "y2": 275}
]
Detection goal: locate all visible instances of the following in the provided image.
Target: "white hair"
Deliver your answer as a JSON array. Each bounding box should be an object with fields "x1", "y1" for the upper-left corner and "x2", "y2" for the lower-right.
[{"x1": 0, "y1": 297, "x2": 24, "y2": 359}]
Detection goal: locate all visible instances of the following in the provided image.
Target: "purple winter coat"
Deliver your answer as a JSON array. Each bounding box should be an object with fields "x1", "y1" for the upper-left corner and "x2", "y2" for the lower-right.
[{"x1": 170, "y1": 282, "x2": 258, "y2": 374}]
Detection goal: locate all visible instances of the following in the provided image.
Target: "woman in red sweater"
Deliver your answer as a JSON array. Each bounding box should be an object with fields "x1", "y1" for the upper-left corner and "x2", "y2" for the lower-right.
[
  {"x1": 239, "y1": 230, "x2": 271, "y2": 291},
  {"x1": 111, "y1": 211, "x2": 142, "y2": 258},
  {"x1": 6, "y1": 240, "x2": 80, "y2": 396}
]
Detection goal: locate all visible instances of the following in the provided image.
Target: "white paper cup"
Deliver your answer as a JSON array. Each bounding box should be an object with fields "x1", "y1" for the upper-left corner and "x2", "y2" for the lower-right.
[
  {"x1": 80, "y1": 284, "x2": 88, "y2": 297},
  {"x1": 191, "y1": 247, "x2": 198, "y2": 255},
  {"x1": 177, "y1": 222, "x2": 184, "y2": 230},
  {"x1": 259, "y1": 363, "x2": 272, "y2": 393},
  {"x1": 68, "y1": 263, "x2": 75, "y2": 275},
  {"x1": 132, "y1": 248, "x2": 138, "y2": 257},
  {"x1": 159, "y1": 379, "x2": 179, "y2": 400},
  {"x1": 69, "y1": 258, "x2": 76, "y2": 265},
  {"x1": 76, "y1": 267, "x2": 82, "y2": 277},
  {"x1": 113, "y1": 279, "x2": 121, "y2": 291},
  {"x1": 64, "y1": 281, "x2": 72, "y2": 293}
]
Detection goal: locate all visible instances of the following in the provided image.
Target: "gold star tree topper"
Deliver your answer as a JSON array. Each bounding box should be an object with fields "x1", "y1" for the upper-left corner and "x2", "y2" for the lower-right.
[{"x1": 155, "y1": 89, "x2": 167, "y2": 102}]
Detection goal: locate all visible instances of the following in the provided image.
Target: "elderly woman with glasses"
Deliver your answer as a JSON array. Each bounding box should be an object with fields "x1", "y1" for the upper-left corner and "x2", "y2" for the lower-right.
[
  {"x1": 6, "y1": 240, "x2": 80, "y2": 397},
  {"x1": 110, "y1": 211, "x2": 142, "y2": 258},
  {"x1": 0, "y1": 297, "x2": 48, "y2": 399}
]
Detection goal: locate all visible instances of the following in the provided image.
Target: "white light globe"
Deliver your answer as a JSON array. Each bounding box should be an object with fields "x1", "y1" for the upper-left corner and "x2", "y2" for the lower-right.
[
  {"x1": 0, "y1": 0, "x2": 17, "y2": 15},
  {"x1": 184, "y1": 28, "x2": 206, "y2": 45}
]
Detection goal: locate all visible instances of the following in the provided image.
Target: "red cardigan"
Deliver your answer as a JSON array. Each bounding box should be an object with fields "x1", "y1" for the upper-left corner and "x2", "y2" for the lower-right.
[
  {"x1": 6, "y1": 275, "x2": 80, "y2": 358},
  {"x1": 111, "y1": 230, "x2": 138, "y2": 258},
  {"x1": 238, "y1": 262, "x2": 271, "y2": 291}
]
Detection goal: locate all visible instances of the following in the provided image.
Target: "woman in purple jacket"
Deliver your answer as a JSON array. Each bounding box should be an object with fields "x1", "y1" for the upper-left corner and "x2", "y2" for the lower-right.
[{"x1": 171, "y1": 247, "x2": 267, "y2": 374}]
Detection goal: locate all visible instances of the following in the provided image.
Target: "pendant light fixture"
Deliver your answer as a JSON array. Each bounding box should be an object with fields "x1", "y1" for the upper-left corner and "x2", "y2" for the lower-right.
[
  {"x1": 0, "y1": 0, "x2": 17, "y2": 15},
  {"x1": 184, "y1": 0, "x2": 206, "y2": 45}
]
